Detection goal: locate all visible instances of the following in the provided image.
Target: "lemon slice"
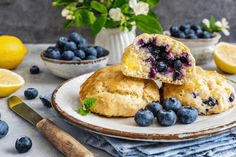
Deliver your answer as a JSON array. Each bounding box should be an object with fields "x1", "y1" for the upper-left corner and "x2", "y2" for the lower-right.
[
  {"x1": 213, "y1": 42, "x2": 236, "y2": 74},
  {"x1": 0, "y1": 69, "x2": 25, "y2": 97}
]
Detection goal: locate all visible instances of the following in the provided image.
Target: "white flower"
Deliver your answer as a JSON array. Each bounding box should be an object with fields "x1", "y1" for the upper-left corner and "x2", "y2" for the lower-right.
[
  {"x1": 78, "y1": 0, "x2": 84, "y2": 3},
  {"x1": 109, "y1": 8, "x2": 123, "y2": 21},
  {"x1": 66, "y1": 15, "x2": 75, "y2": 20},
  {"x1": 202, "y1": 19, "x2": 210, "y2": 28},
  {"x1": 61, "y1": 9, "x2": 70, "y2": 17},
  {"x1": 221, "y1": 18, "x2": 230, "y2": 36},
  {"x1": 129, "y1": 0, "x2": 149, "y2": 16},
  {"x1": 215, "y1": 21, "x2": 222, "y2": 27}
]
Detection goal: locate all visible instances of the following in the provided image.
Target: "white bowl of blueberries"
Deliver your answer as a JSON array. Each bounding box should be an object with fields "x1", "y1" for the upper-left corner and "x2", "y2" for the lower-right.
[
  {"x1": 41, "y1": 32, "x2": 109, "y2": 79},
  {"x1": 166, "y1": 24, "x2": 221, "y2": 65}
]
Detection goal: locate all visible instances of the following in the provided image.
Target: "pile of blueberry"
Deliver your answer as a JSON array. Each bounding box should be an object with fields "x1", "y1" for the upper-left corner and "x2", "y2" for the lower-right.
[
  {"x1": 44, "y1": 32, "x2": 108, "y2": 61},
  {"x1": 134, "y1": 97, "x2": 198, "y2": 127},
  {"x1": 170, "y1": 24, "x2": 214, "y2": 39}
]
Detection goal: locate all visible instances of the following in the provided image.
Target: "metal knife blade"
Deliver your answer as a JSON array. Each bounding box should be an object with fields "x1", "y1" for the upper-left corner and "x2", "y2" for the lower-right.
[{"x1": 8, "y1": 96, "x2": 43, "y2": 126}]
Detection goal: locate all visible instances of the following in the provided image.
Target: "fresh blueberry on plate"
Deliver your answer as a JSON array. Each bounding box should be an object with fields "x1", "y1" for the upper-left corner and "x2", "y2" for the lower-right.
[
  {"x1": 0, "y1": 120, "x2": 9, "y2": 139},
  {"x1": 61, "y1": 51, "x2": 75, "y2": 60},
  {"x1": 74, "y1": 50, "x2": 86, "y2": 59},
  {"x1": 45, "y1": 50, "x2": 61, "y2": 59},
  {"x1": 163, "y1": 97, "x2": 182, "y2": 112},
  {"x1": 146, "y1": 101, "x2": 162, "y2": 116},
  {"x1": 95, "y1": 46, "x2": 104, "y2": 58},
  {"x1": 190, "y1": 25, "x2": 201, "y2": 31},
  {"x1": 177, "y1": 106, "x2": 198, "y2": 124},
  {"x1": 202, "y1": 31, "x2": 212, "y2": 39},
  {"x1": 134, "y1": 109, "x2": 154, "y2": 127},
  {"x1": 69, "y1": 32, "x2": 82, "y2": 44},
  {"x1": 57, "y1": 37, "x2": 68, "y2": 48},
  {"x1": 170, "y1": 26, "x2": 179, "y2": 35},
  {"x1": 184, "y1": 28, "x2": 195, "y2": 35},
  {"x1": 86, "y1": 55, "x2": 97, "y2": 60},
  {"x1": 86, "y1": 47, "x2": 97, "y2": 57},
  {"x1": 30, "y1": 65, "x2": 40, "y2": 75},
  {"x1": 186, "y1": 33, "x2": 198, "y2": 39},
  {"x1": 24, "y1": 88, "x2": 38, "y2": 100},
  {"x1": 157, "y1": 109, "x2": 177, "y2": 126},
  {"x1": 79, "y1": 38, "x2": 88, "y2": 47},
  {"x1": 64, "y1": 41, "x2": 77, "y2": 51},
  {"x1": 39, "y1": 94, "x2": 52, "y2": 108},
  {"x1": 15, "y1": 136, "x2": 32, "y2": 153},
  {"x1": 173, "y1": 31, "x2": 185, "y2": 39},
  {"x1": 72, "y1": 57, "x2": 81, "y2": 61},
  {"x1": 78, "y1": 46, "x2": 88, "y2": 52},
  {"x1": 179, "y1": 24, "x2": 190, "y2": 32}
]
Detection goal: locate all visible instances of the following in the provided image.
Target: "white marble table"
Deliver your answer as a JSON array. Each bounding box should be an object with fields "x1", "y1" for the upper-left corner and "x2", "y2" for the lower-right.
[
  {"x1": 0, "y1": 44, "x2": 235, "y2": 157},
  {"x1": 0, "y1": 44, "x2": 110, "y2": 157}
]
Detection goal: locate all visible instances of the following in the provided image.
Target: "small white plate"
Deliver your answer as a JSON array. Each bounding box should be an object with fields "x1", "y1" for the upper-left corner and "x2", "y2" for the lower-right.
[{"x1": 52, "y1": 73, "x2": 236, "y2": 142}]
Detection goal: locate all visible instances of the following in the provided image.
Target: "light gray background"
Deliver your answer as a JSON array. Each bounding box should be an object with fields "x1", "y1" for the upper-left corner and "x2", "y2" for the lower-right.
[{"x1": 0, "y1": 0, "x2": 235, "y2": 43}]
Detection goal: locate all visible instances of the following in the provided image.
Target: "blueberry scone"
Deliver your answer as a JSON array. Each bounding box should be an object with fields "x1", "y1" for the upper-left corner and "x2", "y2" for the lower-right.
[
  {"x1": 79, "y1": 65, "x2": 160, "y2": 117},
  {"x1": 163, "y1": 66, "x2": 236, "y2": 115},
  {"x1": 121, "y1": 33, "x2": 195, "y2": 85}
]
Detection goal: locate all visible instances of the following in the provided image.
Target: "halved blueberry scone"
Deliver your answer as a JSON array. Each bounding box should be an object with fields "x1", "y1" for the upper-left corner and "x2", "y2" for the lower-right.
[
  {"x1": 121, "y1": 33, "x2": 196, "y2": 85},
  {"x1": 163, "y1": 66, "x2": 236, "y2": 115}
]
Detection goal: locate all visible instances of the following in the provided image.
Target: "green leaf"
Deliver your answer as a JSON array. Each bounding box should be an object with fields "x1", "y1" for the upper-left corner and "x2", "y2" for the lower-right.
[
  {"x1": 78, "y1": 105, "x2": 90, "y2": 116},
  {"x1": 210, "y1": 16, "x2": 216, "y2": 28},
  {"x1": 134, "y1": 15, "x2": 163, "y2": 34},
  {"x1": 92, "y1": 15, "x2": 107, "y2": 36},
  {"x1": 91, "y1": 1, "x2": 107, "y2": 13},
  {"x1": 64, "y1": 20, "x2": 73, "y2": 29},
  {"x1": 75, "y1": 10, "x2": 96, "y2": 27},
  {"x1": 145, "y1": 0, "x2": 161, "y2": 7},
  {"x1": 104, "y1": 19, "x2": 120, "y2": 28},
  {"x1": 52, "y1": 0, "x2": 77, "y2": 7},
  {"x1": 83, "y1": 98, "x2": 97, "y2": 109},
  {"x1": 113, "y1": 0, "x2": 128, "y2": 8}
]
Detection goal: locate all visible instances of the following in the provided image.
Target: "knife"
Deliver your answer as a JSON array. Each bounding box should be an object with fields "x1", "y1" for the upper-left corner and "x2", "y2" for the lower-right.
[{"x1": 8, "y1": 96, "x2": 93, "y2": 157}]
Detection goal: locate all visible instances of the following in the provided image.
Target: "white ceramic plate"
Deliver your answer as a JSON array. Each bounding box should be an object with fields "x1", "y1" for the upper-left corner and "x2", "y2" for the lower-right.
[{"x1": 52, "y1": 73, "x2": 236, "y2": 142}]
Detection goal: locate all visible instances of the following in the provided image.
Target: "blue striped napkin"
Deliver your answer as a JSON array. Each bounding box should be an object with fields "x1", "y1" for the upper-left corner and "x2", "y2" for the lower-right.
[{"x1": 42, "y1": 93, "x2": 236, "y2": 157}]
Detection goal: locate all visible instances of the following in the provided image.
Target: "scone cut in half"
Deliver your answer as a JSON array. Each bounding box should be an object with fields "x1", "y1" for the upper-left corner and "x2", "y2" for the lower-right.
[
  {"x1": 79, "y1": 65, "x2": 160, "y2": 117},
  {"x1": 121, "y1": 33, "x2": 196, "y2": 85},
  {"x1": 163, "y1": 66, "x2": 236, "y2": 115}
]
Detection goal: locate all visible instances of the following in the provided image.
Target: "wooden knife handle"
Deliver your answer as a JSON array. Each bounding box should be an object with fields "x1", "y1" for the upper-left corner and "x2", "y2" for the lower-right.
[{"x1": 36, "y1": 118, "x2": 94, "y2": 157}]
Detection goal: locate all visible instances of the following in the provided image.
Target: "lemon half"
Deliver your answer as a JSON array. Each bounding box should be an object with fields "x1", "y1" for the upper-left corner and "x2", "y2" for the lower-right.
[
  {"x1": 213, "y1": 42, "x2": 236, "y2": 74},
  {"x1": 0, "y1": 69, "x2": 25, "y2": 97}
]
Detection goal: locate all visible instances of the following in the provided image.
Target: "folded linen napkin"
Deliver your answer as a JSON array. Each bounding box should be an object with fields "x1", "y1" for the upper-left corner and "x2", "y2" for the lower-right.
[{"x1": 41, "y1": 93, "x2": 236, "y2": 157}]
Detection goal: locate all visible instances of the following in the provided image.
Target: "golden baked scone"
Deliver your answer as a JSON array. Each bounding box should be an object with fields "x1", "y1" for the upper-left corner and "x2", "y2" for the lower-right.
[
  {"x1": 163, "y1": 66, "x2": 236, "y2": 115},
  {"x1": 79, "y1": 65, "x2": 160, "y2": 117},
  {"x1": 121, "y1": 33, "x2": 195, "y2": 85}
]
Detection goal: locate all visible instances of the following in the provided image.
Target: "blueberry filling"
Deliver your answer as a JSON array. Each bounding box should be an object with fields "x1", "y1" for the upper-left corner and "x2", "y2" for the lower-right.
[
  {"x1": 203, "y1": 97, "x2": 218, "y2": 106},
  {"x1": 229, "y1": 93, "x2": 235, "y2": 102},
  {"x1": 192, "y1": 92, "x2": 198, "y2": 98},
  {"x1": 138, "y1": 38, "x2": 191, "y2": 80}
]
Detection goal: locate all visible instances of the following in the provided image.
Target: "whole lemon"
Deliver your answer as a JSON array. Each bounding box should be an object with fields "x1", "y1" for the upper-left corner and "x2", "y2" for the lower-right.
[{"x1": 0, "y1": 35, "x2": 27, "y2": 69}]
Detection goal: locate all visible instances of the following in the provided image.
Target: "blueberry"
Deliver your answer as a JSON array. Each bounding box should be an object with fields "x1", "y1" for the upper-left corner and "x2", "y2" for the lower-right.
[
  {"x1": 173, "y1": 60, "x2": 182, "y2": 70},
  {"x1": 202, "y1": 31, "x2": 212, "y2": 39},
  {"x1": 79, "y1": 38, "x2": 88, "y2": 47},
  {"x1": 184, "y1": 28, "x2": 195, "y2": 35},
  {"x1": 78, "y1": 46, "x2": 88, "y2": 52},
  {"x1": 186, "y1": 33, "x2": 198, "y2": 39},
  {"x1": 179, "y1": 24, "x2": 191, "y2": 32},
  {"x1": 61, "y1": 51, "x2": 75, "y2": 60},
  {"x1": 173, "y1": 31, "x2": 186, "y2": 39},
  {"x1": 74, "y1": 50, "x2": 85, "y2": 59},
  {"x1": 146, "y1": 102, "x2": 162, "y2": 116},
  {"x1": 229, "y1": 93, "x2": 235, "y2": 102},
  {"x1": 86, "y1": 55, "x2": 97, "y2": 60},
  {"x1": 173, "y1": 70, "x2": 183, "y2": 80},
  {"x1": 157, "y1": 109, "x2": 177, "y2": 126},
  {"x1": 163, "y1": 97, "x2": 182, "y2": 112},
  {"x1": 69, "y1": 32, "x2": 82, "y2": 44},
  {"x1": 95, "y1": 46, "x2": 104, "y2": 58},
  {"x1": 24, "y1": 88, "x2": 38, "y2": 100},
  {"x1": 203, "y1": 97, "x2": 218, "y2": 106},
  {"x1": 29, "y1": 65, "x2": 40, "y2": 75},
  {"x1": 156, "y1": 61, "x2": 167, "y2": 72},
  {"x1": 170, "y1": 26, "x2": 179, "y2": 35},
  {"x1": 57, "y1": 37, "x2": 68, "y2": 48},
  {"x1": 0, "y1": 121, "x2": 9, "y2": 139},
  {"x1": 86, "y1": 47, "x2": 97, "y2": 57},
  {"x1": 44, "y1": 50, "x2": 61, "y2": 59},
  {"x1": 190, "y1": 25, "x2": 201, "y2": 31},
  {"x1": 45, "y1": 46, "x2": 57, "y2": 53},
  {"x1": 72, "y1": 57, "x2": 81, "y2": 61},
  {"x1": 177, "y1": 106, "x2": 198, "y2": 124},
  {"x1": 64, "y1": 41, "x2": 77, "y2": 51},
  {"x1": 134, "y1": 109, "x2": 154, "y2": 126},
  {"x1": 15, "y1": 136, "x2": 32, "y2": 153},
  {"x1": 39, "y1": 93, "x2": 52, "y2": 108}
]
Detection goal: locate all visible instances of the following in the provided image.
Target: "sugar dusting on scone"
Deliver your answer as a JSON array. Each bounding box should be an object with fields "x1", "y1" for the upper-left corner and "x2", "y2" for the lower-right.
[
  {"x1": 79, "y1": 65, "x2": 160, "y2": 117},
  {"x1": 121, "y1": 33, "x2": 196, "y2": 85},
  {"x1": 163, "y1": 66, "x2": 236, "y2": 115}
]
